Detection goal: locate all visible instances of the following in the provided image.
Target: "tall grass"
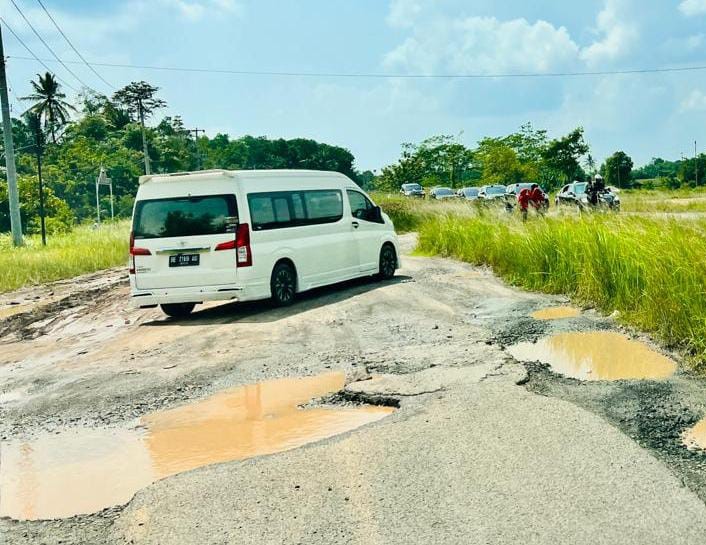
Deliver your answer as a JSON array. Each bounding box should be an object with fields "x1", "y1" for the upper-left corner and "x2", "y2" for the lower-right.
[
  {"x1": 0, "y1": 221, "x2": 130, "y2": 293},
  {"x1": 418, "y1": 212, "x2": 706, "y2": 371}
]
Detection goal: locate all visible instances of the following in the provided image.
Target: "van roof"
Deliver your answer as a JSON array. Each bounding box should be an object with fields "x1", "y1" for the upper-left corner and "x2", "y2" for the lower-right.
[{"x1": 138, "y1": 169, "x2": 348, "y2": 185}]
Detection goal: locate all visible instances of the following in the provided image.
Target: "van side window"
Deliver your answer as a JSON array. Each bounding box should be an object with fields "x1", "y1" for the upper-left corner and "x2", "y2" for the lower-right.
[
  {"x1": 347, "y1": 190, "x2": 370, "y2": 220},
  {"x1": 248, "y1": 190, "x2": 343, "y2": 230},
  {"x1": 273, "y1": 197, "x2": 291, "y2": 223},
  {"x1": 303, "y1": 190, "x2": 343, "y2": 223},
  {"x1": 291, "y1": 193, "x2": 306, "y2": 221},
  {"x1": 346, "y1": 190, "x2": 381, "y2": 223}
]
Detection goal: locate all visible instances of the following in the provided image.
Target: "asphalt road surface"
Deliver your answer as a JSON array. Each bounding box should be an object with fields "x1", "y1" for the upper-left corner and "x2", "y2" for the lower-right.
[{"x1": 2, "y1": 234, "x2": 706, "y2": 544}]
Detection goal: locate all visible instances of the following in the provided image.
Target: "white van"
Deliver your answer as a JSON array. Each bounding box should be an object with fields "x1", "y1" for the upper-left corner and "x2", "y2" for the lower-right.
[{"x1": 129, "y1": 169, "x2": 400, "y2": 317}]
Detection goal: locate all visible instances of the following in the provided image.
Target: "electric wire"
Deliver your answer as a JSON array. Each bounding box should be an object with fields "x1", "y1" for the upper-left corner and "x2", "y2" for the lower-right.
[
  {"x1": 6, "y1": 54, "x2": 706, "y2": 80},
  {"x1": 0, "y1": 17, "x2": 77, "y2": 92},
  {"x1": 35, "y1": 0, "x2": 113, "y2": 90},
  {"x1": 9, "y1": 0, "x2": 94, "y2": 91}
]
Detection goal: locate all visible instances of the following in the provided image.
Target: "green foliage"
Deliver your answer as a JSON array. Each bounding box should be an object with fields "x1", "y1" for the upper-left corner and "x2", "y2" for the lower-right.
[
  {"x1": 375, "y1": 124, "x2": 590, "y2": 193},
  {"x1": 0, "y1": 221, "x2": 129, "y2": 293},
  {"x1": 601, "y1": 151, "x2": 634, "y2": 188},
  {"x1": 417, "y1": 212, "x2": 706, "y2": 372}
]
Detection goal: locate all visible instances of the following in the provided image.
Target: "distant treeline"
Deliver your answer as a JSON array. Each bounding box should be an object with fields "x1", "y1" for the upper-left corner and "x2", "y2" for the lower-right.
[{"x1": 0, "y1": 82, "x2": 371, "y2": 235}]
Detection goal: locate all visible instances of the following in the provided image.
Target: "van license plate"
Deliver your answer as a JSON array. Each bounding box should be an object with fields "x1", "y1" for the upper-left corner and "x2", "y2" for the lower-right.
[{"x1": 169, "y1": 254, "x2": 200, "y2": 267}]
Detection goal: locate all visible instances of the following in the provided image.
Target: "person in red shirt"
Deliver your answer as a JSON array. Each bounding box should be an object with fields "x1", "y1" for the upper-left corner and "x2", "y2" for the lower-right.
[
  {"x1": 529, "y1": 184, "x2": 545, "y2": 210},
  {"x1": 518, "y1": 184, "x2": 546, "y2": 221},
  {"x1": 517, "y1": 187, "x2": 532, "y2": 221}
]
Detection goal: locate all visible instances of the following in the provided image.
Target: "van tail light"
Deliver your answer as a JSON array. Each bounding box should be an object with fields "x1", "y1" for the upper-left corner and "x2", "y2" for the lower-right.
[
  {"x1": 235, "y1": 223, "x2": 252, "y2": 267},
  {"x1": 129, "y1": 231, "x2": 151, "y2": 274},
  {"x1": 215, "y1": 224, "x2": 251, "y2": 267}
]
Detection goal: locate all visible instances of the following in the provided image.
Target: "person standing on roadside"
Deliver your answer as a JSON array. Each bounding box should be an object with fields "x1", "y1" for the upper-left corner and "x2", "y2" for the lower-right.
[
  {"x1": 518, "y1": 187, "x2": 532, "y2": 221},
  {"x1": 529, "y1": 184, "x2": 545, "y2": 214}
]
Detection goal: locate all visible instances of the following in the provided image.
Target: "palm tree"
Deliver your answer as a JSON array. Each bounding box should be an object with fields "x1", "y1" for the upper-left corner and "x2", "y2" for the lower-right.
[{"x1": 21, "y1": 72, "x2": 75, "y2": 144}]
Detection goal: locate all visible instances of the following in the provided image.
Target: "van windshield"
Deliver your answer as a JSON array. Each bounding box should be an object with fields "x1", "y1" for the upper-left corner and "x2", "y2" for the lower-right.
[{"x1": 133, "y1": 195, "x2": 238, "y2": 239}]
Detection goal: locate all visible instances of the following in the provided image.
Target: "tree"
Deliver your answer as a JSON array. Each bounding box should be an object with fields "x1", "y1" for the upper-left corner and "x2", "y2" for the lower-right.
[
  {"x1": 601, "y1": 151, "x2": 634, "y2": 189},
  {"x1": 475, "y1": 139, "x2": 530, "y2": 186},
  {"x1": 21, "y1": 72, "x2": 76, "y2": 144},
  {"x1": 113, "y1": 81, "x2": 166, "y2": 175},
  {"x1": 542, "y1": 128, "x2": 589, "y2": 187}
]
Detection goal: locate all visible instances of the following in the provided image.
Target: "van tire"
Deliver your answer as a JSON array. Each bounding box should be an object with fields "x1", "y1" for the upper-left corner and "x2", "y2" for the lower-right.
[
  {"x1": 377, "y1": 244, "x2": 397, "y2": 281},
  {"x1": 271, "y1": 261, "x2": 297, "y2": 306},
  {"x1": 161, "y1": 303, "x2": 195, "y2": 318}
]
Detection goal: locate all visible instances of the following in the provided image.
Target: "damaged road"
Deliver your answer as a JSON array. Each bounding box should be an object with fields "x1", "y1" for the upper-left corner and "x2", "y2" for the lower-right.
[{"x1": 2, "y1": 234, "x2": 706, "y2": 544}]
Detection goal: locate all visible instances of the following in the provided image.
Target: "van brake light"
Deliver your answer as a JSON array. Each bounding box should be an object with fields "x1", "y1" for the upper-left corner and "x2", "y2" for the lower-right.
[
  {"x1": 129, "y1": 231, "x2": 151, "y2": 274},
  {"x1": 235, "y1": 223, "x2": 252, "y2": 267}
]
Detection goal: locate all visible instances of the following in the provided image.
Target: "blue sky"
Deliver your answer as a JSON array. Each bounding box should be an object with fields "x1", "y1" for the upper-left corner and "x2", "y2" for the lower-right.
[{"x1": 2, "y1": 0, "x2": 706, "y2": 170}]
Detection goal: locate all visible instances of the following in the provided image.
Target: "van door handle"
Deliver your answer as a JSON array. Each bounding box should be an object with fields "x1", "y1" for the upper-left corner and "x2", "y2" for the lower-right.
[{"x1": 352, "y1": 221, "x2": 359, "y2": 229}]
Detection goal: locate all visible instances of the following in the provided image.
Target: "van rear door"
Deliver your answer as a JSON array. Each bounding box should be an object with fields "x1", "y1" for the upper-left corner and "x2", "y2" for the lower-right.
[{"x1": 131, "y1": 194, "x2": 238, "y2": 290}]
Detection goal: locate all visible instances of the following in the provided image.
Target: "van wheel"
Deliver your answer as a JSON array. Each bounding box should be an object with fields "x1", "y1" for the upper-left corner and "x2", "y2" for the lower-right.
[
  {"x1": 377, "y1": 244, "x2": 397, "y2": 281},
  {"x1": 161, "y1": 303, "x2": 195, "y2": 318},
  {"x1": 271, "y1": 262, "x2": 296, "y2": 306}
]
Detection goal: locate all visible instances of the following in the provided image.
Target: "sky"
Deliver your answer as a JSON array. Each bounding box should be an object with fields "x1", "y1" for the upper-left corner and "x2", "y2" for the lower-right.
[{"x1": 1, "y1": 0, "x2": 706, "y2": 171}]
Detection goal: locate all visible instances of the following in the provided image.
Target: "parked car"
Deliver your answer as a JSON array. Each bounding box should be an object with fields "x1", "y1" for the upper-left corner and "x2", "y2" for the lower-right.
[
  {"x1": 429, "y1": 187, "x2": 456, "y2": 200},
  {"x1": 130, "y1": 169, "x2": 400, "y2": 317},
  {"x1": 456, "y1": 187, "x2": 480, "y2": 201},
  {"x1": 478, "y1": 185, "x2": 508, "y2": 203},
  {"x1": 505, "y1": 183, "x2": 550, "y2": 211},
  {"x1": 400, "y1": 183, "x2": 425, "y2": 198},
  {"x1": 555, "y1": 181, "x2": 620, "y2": 211}
]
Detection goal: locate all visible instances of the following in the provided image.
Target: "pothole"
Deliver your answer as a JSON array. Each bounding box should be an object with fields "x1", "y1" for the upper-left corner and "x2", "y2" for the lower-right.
[
  {"x1": 684, "y1": 416, "x2": 706, "y2": 452},
  {"x1": 0, "y1": 372, "x2": 393, "y2": 521},
  {"x1": 507, "y1": 331, "x2": 677, "y2": 381},
  {"x1": 531, "y1": 306, "x2": 580, "y2": 321}
]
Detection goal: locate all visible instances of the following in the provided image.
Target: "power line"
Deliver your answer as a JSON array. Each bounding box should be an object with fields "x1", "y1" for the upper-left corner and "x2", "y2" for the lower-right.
[
  {"x1": 6, "y1": 54, "x2": 706, "y2": 80},
  {"x1": 0, "y1": 17, "x2": 77, "y2": 92},
  {"x1": 9, "y1": 0, "x2": 94, "y2": 91},
  {"x1": 35, "y1": 0, "x2": 113, "y2": 90}
]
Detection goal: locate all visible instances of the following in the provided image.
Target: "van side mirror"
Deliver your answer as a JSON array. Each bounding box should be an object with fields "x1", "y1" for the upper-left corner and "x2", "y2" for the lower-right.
[{"x1": 370, "y1": 206, "x2": 384, "y2": 223}]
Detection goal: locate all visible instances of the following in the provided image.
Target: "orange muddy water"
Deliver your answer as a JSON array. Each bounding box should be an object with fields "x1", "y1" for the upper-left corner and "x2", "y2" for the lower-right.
[
  {"x1": 683, "y1": 416, "x2": 706, "y2": 451},
  {"x1": 0, "y1": 372, "x2": 393, "y2": 520},
  {"x1": 531, "y1": 306, "x2": 581, "y2": 321},
  {"x1": 508, "y1": 331, "x2": 677, "y2": 381}
]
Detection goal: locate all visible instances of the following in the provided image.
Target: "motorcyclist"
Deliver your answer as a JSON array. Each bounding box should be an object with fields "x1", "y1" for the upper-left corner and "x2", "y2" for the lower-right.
[{"x1": 586, "y1": 177, "x2": 598, "y2": 206}]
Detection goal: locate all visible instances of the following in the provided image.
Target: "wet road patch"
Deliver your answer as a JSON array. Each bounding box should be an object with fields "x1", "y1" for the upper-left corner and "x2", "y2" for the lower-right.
[
  {"x1": 0, "y1": 372, "x2": 393, "y2": 520},
  {"x1": 508, "y1": 331, "x2": 677, "y2": 381},
  {"x1": 531, "y1": 306, "x2": 581, "y2": 321},
  {"x1": 684, "y1": 416, "x2": 706, "y2": 451}
]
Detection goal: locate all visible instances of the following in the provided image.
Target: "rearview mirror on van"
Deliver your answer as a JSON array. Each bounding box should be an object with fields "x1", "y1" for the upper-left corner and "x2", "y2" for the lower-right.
[{"x1": 369, "y1": 206, "x2": 384, "y2": 224}]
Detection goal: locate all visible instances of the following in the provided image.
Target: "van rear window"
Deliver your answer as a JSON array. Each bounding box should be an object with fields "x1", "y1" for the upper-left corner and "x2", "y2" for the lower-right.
[{"x1": 133, "y1": 195, "x2": 237, "y2": 239}]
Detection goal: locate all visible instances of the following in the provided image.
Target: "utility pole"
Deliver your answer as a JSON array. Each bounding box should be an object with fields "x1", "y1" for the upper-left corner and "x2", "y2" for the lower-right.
[
  {"x1": 31, "y1": 116, "x2": 46, "y2": 245},
  {"x1": 696, "y1": 140, "x2": 699, "y2": 187},
  {"x1": 189, "y1": 128, "x2": 205, "y2": 170},
  {"x1": 0, "y1": 25, "x2": 23, "y2": 246}
]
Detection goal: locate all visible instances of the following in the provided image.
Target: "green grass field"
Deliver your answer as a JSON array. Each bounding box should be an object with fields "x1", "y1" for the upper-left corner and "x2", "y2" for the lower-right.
[
  {"x1": 414, "y1": 211, "x2": 706, "y2": 372},
  {"x1": 0, "y1": 222, "x2": 130, "y2": 293}
]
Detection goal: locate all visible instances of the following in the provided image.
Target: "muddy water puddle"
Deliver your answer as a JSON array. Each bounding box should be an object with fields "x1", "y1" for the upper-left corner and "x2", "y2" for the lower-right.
[
  {"x1": 0, "y1": 372, "x2": 393, "y2": 520},
  {"x1": 508, "y1": 331, "x2": 677, "y2": 381},
  {"x1": 683, "y1": 416, "x2": 706, "y2": 451},
  {"x1": 531, "y1": 306, "x2": 581, "y2": 321}
]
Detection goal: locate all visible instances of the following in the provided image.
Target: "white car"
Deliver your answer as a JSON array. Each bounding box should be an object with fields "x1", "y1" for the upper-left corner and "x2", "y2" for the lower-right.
[{"x1": 129, "y1": 169, "x2": 400, "y2": 317}]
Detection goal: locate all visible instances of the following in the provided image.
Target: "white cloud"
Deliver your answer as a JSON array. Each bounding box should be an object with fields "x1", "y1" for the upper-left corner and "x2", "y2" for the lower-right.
[
  {"x1": 681, "y1": 90, "x2": 706, "y2": 111},
  {"x1": 679, "y1": 0, "x2": 706, "y2": 16},
  {"x1": 384, "y1": 16, "x2": 579, "y2": 75},
  {"x1": 387, "y1": 0, "x2": 427, "y2": 28},
  {"x1": 580, "y1": 0, "x2": 639, "y2": 66}
]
